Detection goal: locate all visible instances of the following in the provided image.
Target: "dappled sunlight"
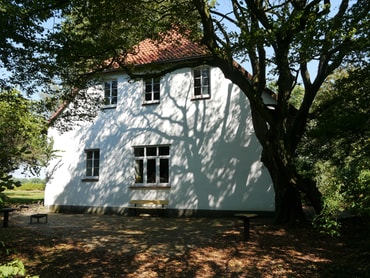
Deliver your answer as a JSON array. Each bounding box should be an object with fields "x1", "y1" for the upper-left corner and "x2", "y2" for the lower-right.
[
  {"x1": 2, "y1": 212, "x2": 368, "y2": 277},
  {"x1": 46, "y1": 66, "x2": 274, "y2": 213}
]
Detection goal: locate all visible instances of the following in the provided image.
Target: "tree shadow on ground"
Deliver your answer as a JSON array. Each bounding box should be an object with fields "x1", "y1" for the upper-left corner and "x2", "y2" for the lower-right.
[{"x1": 1, "y1": 212, "x2": 369, "y2": 277}]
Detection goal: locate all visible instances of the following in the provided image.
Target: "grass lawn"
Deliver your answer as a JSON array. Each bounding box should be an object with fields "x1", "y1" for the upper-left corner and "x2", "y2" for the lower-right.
[
  {"x1": 2, "y1": 190, "x2": 44, "y2": 205},
  {"x1": 2, "y1": 182, "x2": 45, "y2": 206}
]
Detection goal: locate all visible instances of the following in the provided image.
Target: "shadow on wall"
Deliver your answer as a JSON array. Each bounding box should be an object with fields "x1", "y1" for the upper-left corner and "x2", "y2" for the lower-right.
[{"x1": 46, "y1": 68, "x2": 274, "y2": 214}]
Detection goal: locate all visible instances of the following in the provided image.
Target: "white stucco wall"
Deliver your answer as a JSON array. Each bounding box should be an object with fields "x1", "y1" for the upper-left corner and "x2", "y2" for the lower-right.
[{"x1": 45, "y1": 66, "x2": 275, "y2": 213}]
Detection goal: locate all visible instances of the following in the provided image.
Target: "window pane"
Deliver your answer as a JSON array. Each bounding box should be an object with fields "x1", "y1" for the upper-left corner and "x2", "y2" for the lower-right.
[
  {"x1": 87, "y1": 152, "x2": 93, "y2": 159},
  {"x1": 135, "y1": 160, "x2": 143, "y2": 183},
  {"x1": 86, "y1": 168, "x2": 92, "y2": 177},
  {"x1": 112, "y1": 80, "x2": 117, "y2": 90},
  {"x1": 146, "y1": 147, "x2": 156, "y2": 156},
  {"x1": 160, "y1": 158, "x2": 169, "y2": 183},
  {"x1": 104, "y1": 82, "x2": 110, "y2": 92},
  {"x1": 153, "y1": 83, "x2": 160, "y2": 92},
  {"x1": 93, "y1": 158, "x2": 99, "y2": 168},
  {"x1": 94, "y1": 150, "x2": 100, "y2": 158},
  {"x1": 159, "y1": 146, "x2": 169, "y2": 155},
  {"x1": 202, "y1": 76, "x2": 209, "y2": 86},
  {"x1": 194, "y1": 87, "x2": 201, "y2": 96},
  {"x1": 201, "y1": 68, "x2": 209, "y2": 78},
  {"x1": 134, "y1": 148, "x2": 144, "y2": 157},
  {"x1": 145, "y1": 93, "x2": 152, "y2": 101},
  {"x1": 145, "y1": 83, "x2": 152, "y2": 92},
  {"x1": 147, "y1": 159, "x2": 156, "y2": 183},
  {"x1": 93, "y1": 167, "x2": 99, "y2": 177}
]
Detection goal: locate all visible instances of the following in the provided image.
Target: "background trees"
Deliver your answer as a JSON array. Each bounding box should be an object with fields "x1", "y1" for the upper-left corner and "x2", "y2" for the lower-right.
[
  {"x1": 297, "y1": 66, "x2": 370, "y2": 232},
  {"x1": 0, "y1": 90, "x2": 52, "y2": 195},
  {"x1": 1, "y1": 1, "x2": 61, "y2": 193}
]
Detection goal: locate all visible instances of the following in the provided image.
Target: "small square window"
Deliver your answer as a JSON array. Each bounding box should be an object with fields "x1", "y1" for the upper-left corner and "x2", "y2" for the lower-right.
[
  {"x1": 193, "y1": 68, "x2": 210, "y2": 100},
  {"x1": 143, "y1": 78, "x2": 160, "y2": 105},
  {"x1": 103, "y1": 80, "x2": 118, "y2": 108},
  {"x1": 85, "y1": 149, "x2": 100, "y2": 178}
]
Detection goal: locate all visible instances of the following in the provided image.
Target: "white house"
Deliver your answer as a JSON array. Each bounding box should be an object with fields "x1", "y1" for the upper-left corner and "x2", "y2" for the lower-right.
[{"x1": 45, "y1": 35, "x2": 275, "y2": 216}]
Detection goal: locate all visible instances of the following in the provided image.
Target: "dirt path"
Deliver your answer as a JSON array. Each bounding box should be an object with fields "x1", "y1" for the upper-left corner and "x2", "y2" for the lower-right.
[{"x1": 1, "y1": 209, "x2": 369, "y2": 277}]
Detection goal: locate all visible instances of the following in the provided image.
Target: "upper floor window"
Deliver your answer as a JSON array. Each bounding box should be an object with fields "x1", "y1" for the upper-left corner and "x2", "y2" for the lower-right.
[
  {"x1": 85, "y1": 149, "x2": 100, "y2": 179},
  {"x1": 104, "y1": 80, "x2": 118, "y2": 107},
  {"x1": 143, "y1": 78, "x2": 160, "y2": 104},
  {"x1": 134, "y1": 145, "x2": 170, "y2": 186},
  {"x1": 193, "y1": 67, "x2": 210, "y2": 100}
]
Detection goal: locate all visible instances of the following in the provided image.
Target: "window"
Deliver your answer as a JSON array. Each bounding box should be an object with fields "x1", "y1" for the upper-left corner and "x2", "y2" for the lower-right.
[
  {"x1": 134, "y1": 145, "x2": 170, "y2": 186},
  {"x1": 144, "y1": 78, "x2": 160, "y2": 104},
  {"x1": 104, "y1": 80, "x2": 118, "y2": 107},
  {"x1": 85, "y1": 149, "x2": 100, "y2": 178},
  {"x1": 193, "y1": 67, "x2": 210, "y2": 99}
]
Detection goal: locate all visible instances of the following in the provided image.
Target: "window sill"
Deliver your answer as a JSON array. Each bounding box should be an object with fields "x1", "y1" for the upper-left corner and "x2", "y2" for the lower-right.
[
  {"x1": 142, "y1": 101, "x2": 160, "y2": 106},
  {"x1": 191, "y1": 95, "x2": 211, "y2": 101},
  {"x1": 101, "y1": 105, "x2": 117, "y2": 110},
  {"x1": 82, "y1": 177, "x2": 99, "y2": 182},
  {"x1": 130, "y1": 185, "x2": 171, "y2": 190}
]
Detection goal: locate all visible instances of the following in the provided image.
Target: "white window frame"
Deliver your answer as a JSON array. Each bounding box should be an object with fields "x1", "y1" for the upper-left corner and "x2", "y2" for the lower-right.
[
  {"x1": 133, "y1": 145, "x2": 170, "y2": 187},
  {"x1": 192, "y1": 67, "x2": 211, "y2": 100},
  {"x1": 85, "y1": 149, "x2": 100, "y2": 179},
  {"x1": 103, "y1": 80, "x2": 118, "y2": 108},
  {"x1": 143, "y1": 77, "x2": 160, "y2": 105}
]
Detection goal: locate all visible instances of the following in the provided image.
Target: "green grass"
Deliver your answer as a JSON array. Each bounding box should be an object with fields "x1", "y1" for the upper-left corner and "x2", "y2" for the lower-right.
[
  {"x1": 13, "y1": 182, "x2": 45, "y2": 191},
  {"x1": 1, "y1": 181, "x2": 45, "y2": 206},
  {"x1": 2, "y1": 182, "x2": 45, "y2": 205},
  {"x1": 2, "y1": 190, "x2": 44, "y2": 205}
]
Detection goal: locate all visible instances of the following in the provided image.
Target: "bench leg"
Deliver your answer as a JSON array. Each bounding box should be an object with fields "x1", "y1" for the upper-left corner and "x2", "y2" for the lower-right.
[
  {"x1": 30, "y1": 215, "x2": 48, "y2": 224},
  {"x1": 3, "y1": 212, "x2": 9, "y2": 228},
  {"x1": 242, "y1": 218, "x2": 251, "y2": 241}
]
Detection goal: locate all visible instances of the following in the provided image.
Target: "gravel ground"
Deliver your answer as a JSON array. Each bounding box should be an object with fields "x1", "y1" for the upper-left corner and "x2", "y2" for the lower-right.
[{"x1": 1, "y1": 207, "x2": 369, "y2": 277}]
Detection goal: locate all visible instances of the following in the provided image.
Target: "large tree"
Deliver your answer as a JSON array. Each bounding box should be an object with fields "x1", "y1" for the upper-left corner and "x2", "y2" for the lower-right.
[{"x1": 190, "y1": 0, "x2": 369, "y2": 223}]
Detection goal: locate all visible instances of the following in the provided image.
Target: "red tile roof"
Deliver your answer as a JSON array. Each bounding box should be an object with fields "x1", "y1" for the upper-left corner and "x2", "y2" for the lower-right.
[{"x1": 123, "y1": 33, "x2": 210, "y2": 66}]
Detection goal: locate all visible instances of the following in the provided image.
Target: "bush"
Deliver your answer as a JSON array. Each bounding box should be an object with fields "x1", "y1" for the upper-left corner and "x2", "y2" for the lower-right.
[{"x1": 0, "y1": 259, "x2": 38, "y2": 278}]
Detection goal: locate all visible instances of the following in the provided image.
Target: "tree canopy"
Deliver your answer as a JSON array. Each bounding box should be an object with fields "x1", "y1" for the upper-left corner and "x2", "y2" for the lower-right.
[
  {"x1": 298, "y1": 66, "x2": 370, "y2": 223},
  {"x1": 0, "y1": 90, "x2": 52, "y2": 193}
]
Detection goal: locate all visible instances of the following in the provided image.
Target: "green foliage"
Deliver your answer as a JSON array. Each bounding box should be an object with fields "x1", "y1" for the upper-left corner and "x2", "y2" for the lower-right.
[
  {"x1": 0, "y1": 259, "x2": 38, "y2": 278},
  {"x1": 0, "y1": 90, "x2": 53, "y2": 194},
  {"x1": 0, "y1": 259, "x2": 25, "y2": 278},
  {"x1": 0, "y1": 0, "x2": 67, "y2": 94},
  {"x1": 298, "y1": 66, "x2": 370, "y2": 234}
]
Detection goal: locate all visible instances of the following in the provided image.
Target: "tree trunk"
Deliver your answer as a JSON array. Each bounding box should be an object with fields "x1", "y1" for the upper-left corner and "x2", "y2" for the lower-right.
[
  {"x1": 251, "y1": 105, "x2": 322, "y2": 225},
  {"x1": 261, "y1": 142, "x2": 306, "y2": 225}
]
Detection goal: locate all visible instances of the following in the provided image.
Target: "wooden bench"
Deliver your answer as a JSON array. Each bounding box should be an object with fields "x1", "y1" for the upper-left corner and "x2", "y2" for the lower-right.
[
  {"x1": 1, "y1": 208, "x2": 18, "y2": 228},
  {"x1": 234, "y1": 213, "x2": 258, "y2": 241},
  {"x1": 30, "y1": 213, "x2": 48, "y2": 224},
  {"x1": 129, "y1": 200, "x2": 169, "y2": 216}
]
